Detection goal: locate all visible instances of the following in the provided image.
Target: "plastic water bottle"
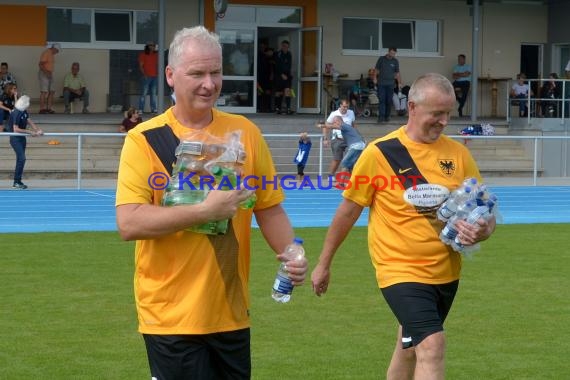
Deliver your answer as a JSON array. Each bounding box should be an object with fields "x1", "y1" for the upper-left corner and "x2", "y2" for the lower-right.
[
  {"x1": 437, "y1": 185, "x2": 473, "y2": 222},
  {"x1": 452, "y1": 199, "x2": 496, "y2": 255},
  {"x1": 272, "y1": 237, "x2": 305, "y2": 303},
  {"x1": 210, "y1": 165, "x2": 257, "y2": 209},
  {"x1": 440, "y1": 201, "x2": 475, "y2": 245}
]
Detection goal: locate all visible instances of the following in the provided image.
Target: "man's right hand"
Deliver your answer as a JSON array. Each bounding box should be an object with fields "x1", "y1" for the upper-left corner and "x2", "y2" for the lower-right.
[
  {"x1": 311, "y1": 262, "x2": 331, "y2": 296},
  {"x1": 200, "y1": 188, "x2": 254, "y2": 221}
]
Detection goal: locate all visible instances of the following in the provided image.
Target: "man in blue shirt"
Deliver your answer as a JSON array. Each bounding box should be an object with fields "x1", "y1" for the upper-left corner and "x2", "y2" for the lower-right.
[
  {"x1": 320, "y1": 115, "x2": 365, "y2": 173},
  {"x1": 452, "y1": 54, "x2": 472, "y2": 117},
  {"x1": 375, "y1": 47, "x2": 401, "y2": 123}
]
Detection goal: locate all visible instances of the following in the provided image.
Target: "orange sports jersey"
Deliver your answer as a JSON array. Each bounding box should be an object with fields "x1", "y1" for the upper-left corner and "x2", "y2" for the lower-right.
[
  {"x1": 115, "y1": 108, "x2": 284, "y2": 335},
  {"x1": 343, "y1": 126, "x2": 481, "y2": 288}
]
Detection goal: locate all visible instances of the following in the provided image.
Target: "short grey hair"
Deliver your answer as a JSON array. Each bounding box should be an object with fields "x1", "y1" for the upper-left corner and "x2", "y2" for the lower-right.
[
  {"x1": 168, "y1": 26, "x2": 221, "y2": 68},
  {"x1": 408, "y1": 73, "x2": 455, "y2": 104}
]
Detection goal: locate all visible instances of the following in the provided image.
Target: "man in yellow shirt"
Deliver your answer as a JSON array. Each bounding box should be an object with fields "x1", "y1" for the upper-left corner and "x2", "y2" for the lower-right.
[
  {"x1": 116, "y1": 26, "x2": 307, "y2": 379},
  {"x1": 312, "y1": 73, "x2": 496, "y2": 380}
]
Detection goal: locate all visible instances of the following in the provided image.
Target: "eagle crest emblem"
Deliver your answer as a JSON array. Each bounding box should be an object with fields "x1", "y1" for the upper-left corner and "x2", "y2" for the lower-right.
[{"x1": 439, "y1": 159, "x2": 455, "y2": 177}]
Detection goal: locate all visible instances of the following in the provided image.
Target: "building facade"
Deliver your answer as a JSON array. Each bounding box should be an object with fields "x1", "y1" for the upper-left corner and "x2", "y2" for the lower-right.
[{"x1": 0, "y1": 0, "x2": 567, "y2": 116}]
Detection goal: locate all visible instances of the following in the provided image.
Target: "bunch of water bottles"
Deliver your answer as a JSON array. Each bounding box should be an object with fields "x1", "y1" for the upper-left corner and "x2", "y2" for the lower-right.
[
  {"x1": 161, "y1": 130, "x2": 256, "y2": 235},
  {"x1": 437, "y1": 177, "x2": 498, "y2": 256}
]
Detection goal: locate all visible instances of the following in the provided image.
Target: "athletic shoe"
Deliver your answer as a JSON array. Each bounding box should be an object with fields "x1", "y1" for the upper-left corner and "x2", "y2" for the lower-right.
[{"x1": 12, "y1": 182, "x2": 28, "y2": 190}]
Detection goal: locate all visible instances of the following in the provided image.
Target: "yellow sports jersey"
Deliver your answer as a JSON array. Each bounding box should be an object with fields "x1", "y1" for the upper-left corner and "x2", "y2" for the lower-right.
[
  {"x1": 116, "y1": 108, "x2": 284, "y2": 335},
  {"x1": 344, "y1": 126, "x2": 481, "y2": 288}
]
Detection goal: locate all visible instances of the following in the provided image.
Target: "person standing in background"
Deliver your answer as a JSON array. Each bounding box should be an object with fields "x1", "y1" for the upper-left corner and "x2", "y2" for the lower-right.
[
  {"x1": 257, "y1": 44, "x2": 275, "y2": 113},
  {"x1": 319, "y1": 115, "x2": 365, "y2": 174},
  {"x1": 274, "y1": 40, "x2": 293, "y2": 115},
  {"x1": 138, "y1": 41, "x2": 158, "y2": 113},
  {"x1": 6, "y1": 95, "x2": 43, "y2": 189},
  {"x1": 452, "y1": 54, "x2": 472, "y2": 117},
  {"x1": 375, "y1": 47, "x2": 401, "y2": 123},
  {"x1": 322, "y1": 99, "x2": 355, "y2": 178},
  {"x1": 38, "y1": 43, "x2": 60, "y2": 114}
]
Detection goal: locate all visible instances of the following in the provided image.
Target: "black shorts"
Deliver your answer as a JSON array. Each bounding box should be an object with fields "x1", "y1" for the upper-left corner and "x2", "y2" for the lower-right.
[
  {"x1": 143, "y1": 328, "x2": 251, "y2": 379},
  {"x1": 381, "y1": 281, "x2": 459, "y2": 349},
  {"x1": 275, "y1": 75, "x2": 292, "y2": 91},
  {"x1": 297, "y1": 163, "x2": 305, "y2": 176}
]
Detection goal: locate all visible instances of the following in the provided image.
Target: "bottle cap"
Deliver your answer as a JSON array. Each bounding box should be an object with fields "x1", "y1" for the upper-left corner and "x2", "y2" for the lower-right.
[
  {"x1": 293, "y1": 237, "x2": 304, "y2": 244},
  {"x1": 210, "y1": 165, "x2": 222, "y2": 175},
  {"x1": 465, "y1": 177, "x2": 477, "y2": 186}
]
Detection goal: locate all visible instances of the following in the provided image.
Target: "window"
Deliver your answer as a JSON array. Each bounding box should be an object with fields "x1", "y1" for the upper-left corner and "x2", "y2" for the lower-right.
[
  {"x1": 257, "y1": 7, "x2": 301, "y2": 24},
  {"x1": 381, "y1": 21, "x2": 413, "y2": 50},
  {"x1": 136, "y1": 11, "x2": 159, "y2": 45},
  {"x1": 342, "y1": 19, "x2": 379, "y2": 50},
  {"x1": 342, "y1": 17, "x2": 441, "y2": 56},
  {"x1": 46, "y1": 7, "x2": 158, "y2": 48},
  {"x1": 219, "y1": 5, "x2": 302, "y2": 25},
  {"x1": 47, "y1": 8, "x2": 91, "y2": 43},
  {"x1": 95, "y1": 11, "x2": 131, "y2": 42}
]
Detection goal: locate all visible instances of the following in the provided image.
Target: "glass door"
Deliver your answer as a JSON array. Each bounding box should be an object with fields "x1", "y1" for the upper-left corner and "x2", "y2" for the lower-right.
[
  {"x1": 296, "y1": 27, "x2": 323, "y2": 114},
  {"x1": 217, "y1": 26, "x2": 257, "y2": 113}
]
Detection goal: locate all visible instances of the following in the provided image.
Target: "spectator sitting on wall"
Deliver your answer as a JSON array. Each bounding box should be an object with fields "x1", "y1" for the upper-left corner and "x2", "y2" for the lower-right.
[
  {"x1": 0, "y1": 62, "x2": 17, "y2": 91},
  {"x1": 63, "y1": 62, "x2": 90, "y2": 114}
]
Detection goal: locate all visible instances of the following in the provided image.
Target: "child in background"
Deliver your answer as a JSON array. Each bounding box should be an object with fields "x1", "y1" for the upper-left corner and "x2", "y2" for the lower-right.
[
  {"x1": 119, "y1": 107, "x2": 143, "y2": 133},
  {"x1": 293, "y1": 132, "x2": 312, "y2": 180}
]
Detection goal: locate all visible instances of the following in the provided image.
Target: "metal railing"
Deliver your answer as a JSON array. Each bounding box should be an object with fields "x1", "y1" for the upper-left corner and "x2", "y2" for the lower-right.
[
  {"x1": 2, "y1": 132, "x2": 570, "y2": 188},
  {"x1": 506, "y1": 78, "x2": 570, "y2": 124},
  {"x1": 2, "y1": 132, "x2": 124, "y2": 189}
]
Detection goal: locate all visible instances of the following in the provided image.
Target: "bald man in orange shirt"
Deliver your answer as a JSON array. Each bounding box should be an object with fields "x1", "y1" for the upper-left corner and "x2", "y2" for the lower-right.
[{"x1": 38, "y1": 43, "x2": 60, "y2": 114}]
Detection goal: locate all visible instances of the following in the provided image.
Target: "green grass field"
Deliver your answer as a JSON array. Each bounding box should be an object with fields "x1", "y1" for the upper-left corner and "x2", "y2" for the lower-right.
[{"x1": 2, "y1": 225, "x2": 570, "y2": 379}]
